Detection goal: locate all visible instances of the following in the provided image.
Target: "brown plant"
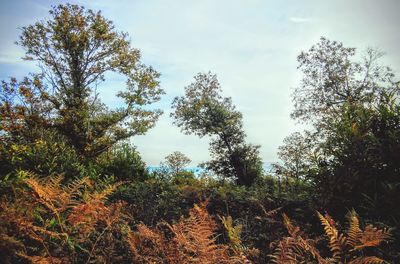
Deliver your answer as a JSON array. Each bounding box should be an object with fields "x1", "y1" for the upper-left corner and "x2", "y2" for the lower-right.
[
  {"x1": 271, "y1": 211, "x2": 391, "y2": 264},
  {"x1": 127, "y1": 201, "x2": 251, "y2": 264},
  {"x1": 0, "y1": 172, "x2": 126, "y2": 263}
]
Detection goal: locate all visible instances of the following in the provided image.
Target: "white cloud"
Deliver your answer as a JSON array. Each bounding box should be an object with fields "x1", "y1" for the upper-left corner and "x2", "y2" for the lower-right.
[{"x1": 1, "y1": 0, "x2": 399, "y2": 166}]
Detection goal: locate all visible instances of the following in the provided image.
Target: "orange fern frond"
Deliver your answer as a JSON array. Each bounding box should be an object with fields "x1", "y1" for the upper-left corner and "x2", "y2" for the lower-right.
[
  {"x1": 270, "y1": 237, "x2": 304, "y2": 264},
  {"x1": 89, "y1": 182, "x2": 122, "y2": 201},
  {"x1": 282, "y1": 213, "x2": 300, "y2": 238},
  {"x1": 24, "y1": 174, "x2": 91, "y2": 213},
  {"x1": 127, "y1": 201, "x2": 250, "y2": 264},
  {"x1": 15, "y1": 253, "x2": 62, "y2": 264},
  {"x1": 258, "y1": 203, "x2": 282, "y2": 218},
  {"x1": 67, "y1": 183, "x2": 123, "y2": 238},
  {"x1": 348, "y1": 256, "x2": 386, "y2": 264},
  {"x1": 25, "y1": 175, "x2": 64, "y2": 213},
  {"x1": 271, "y1": 214, "x2": 328, "y2": 264},
  {"x1": 169, "y1": 202, "x2": 223, "y2": 263},
  {"x1": 127, "y1": 224, "x2": 170, "y2": 263},
  {"x1": 270, "y1": 210, "x2": 391, "y2": 264},
  {"x1": 2, "y1": 171, "x2": 126, "y2": 263},
  {"x1": 317, "y1": 211, "x2": 345, "y2": 261},
  {"x1": 355, "y1": 224, "x2": 391, "y2": 250},
  {"x1": 346, "y1": 210, "x2": 362, "y2": 248}
]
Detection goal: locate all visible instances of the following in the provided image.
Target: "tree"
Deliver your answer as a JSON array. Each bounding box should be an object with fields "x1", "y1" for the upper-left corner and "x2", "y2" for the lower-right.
[
  {"x1": 164, "y1": 151, "x2": 191, "y2": 175},
  {"x1": 313, "y1": 94, "x2": 400, "y2": 219},
  {"x1": 0, "y1": 4, "x2": 164, "y2": 160},
  {"x1": 171, "y1": 72, "x2": 263, "y2": 186},
  {"x1": 206, "y1": 138, "x2": 263, "y2": 186},
  {"x1": 289, "y1": 37, "x2": 400, "y2": 221},
  {"x1": 274, "y1": 132, "x2": 315, "y2": 183},
  {"x1": 292, "y1": 37, "x2": 396, "y2": 125}
]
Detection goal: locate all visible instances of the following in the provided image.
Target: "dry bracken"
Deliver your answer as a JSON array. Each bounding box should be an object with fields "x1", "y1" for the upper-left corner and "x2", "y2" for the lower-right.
[{"x1": 271, "y1": 211, "x2": 391, "y2": 264}]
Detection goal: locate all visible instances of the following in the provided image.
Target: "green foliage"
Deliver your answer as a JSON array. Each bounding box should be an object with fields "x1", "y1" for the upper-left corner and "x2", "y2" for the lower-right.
[
  {"x1": 1, "y1": 3, "x2": 164, "y2": 160},
  {"x1": 220, "y1": 215, "x2": 243, "y2": 248},
  {"x1": 97, "y1": 143, "x2": 148, "y2": 182},
  {"x1": 171, "y1": 170, "x2": 198, "y2": 185},
  {"x1": 171, "y1": 72, "x2": 263, "y2": 186},
  {"x1": 312, "y1": 92, "x2": 400, "y2": 221},
  {"x1": 164, "y1": 151, "x2": 192, "y2": 175},
  {"x1": 292, "y1": 37, "x2": 395, "y2": 125},
  {"x1": 112, "y1": 178, "x2": 196, "y2": 225},
  {"x1": 276, "y1": 37, "x2": 400, "y2": 225},
  {"x1": 274, "y1": 132, "x2": 314, "y2": 182},
  {"x1": 0, "y1": 130, "x2": 83, "y2": 183}
]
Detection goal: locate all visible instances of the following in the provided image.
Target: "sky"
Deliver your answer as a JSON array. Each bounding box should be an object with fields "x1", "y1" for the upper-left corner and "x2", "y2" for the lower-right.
[{"x1": 1, "y1": 0, "x2": 399, "y2": 166}]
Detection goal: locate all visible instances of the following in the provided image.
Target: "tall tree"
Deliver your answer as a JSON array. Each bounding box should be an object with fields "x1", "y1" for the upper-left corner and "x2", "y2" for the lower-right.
[
  {"x1": 292, "y1": 37, "x2": 396, "y2": 125},
  {"x1": 288, "y1": 37, "x2": 400, "y2": 220},
  {"x1": 0, "y1": 4, "x2": 164, "y2": 159},
  {"x1": 171, "y1": 72, "x2": 263, "y2": 186}
]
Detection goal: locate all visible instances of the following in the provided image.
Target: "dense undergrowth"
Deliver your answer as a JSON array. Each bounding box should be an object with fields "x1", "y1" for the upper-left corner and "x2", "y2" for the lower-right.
[
  {"x1": 0, "y1": 166, "x2": 396, "y2": 263},
  {"x1": 1, "y1": 3, "x2": 399, "y2": 263}
]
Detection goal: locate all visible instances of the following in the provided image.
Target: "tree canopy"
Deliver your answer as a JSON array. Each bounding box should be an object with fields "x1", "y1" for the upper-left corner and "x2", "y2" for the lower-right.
[
  {"x1": 0, "y1": 4, "x2": 164, "y2": 159},
  {"x1": 0, "y1": 3, "x2": 399, "y2": 260},
  {"x1": 278, "y1": 37, "x2": 400, "y2": 220},
  {"x1": 164, "y1": 151, "x2": 191, "y2": 175},
  {"x1": 292, "y1": 37, "x2": 396, "y2": 125},
  {"x1": 171, "y1": 72, "x2": 263, "y2": 186},
  {"x1": 274, "y1": 131, "x2": 316, "y2": 182}
]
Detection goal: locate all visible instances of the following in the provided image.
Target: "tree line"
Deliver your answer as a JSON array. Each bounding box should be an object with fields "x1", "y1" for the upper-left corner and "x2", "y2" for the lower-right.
[{"x1": 1, "y1": 4, "x2": 399, "y2": 263}]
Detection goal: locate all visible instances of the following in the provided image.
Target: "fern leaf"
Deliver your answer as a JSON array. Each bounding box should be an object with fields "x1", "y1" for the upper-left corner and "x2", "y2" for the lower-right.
[
  {"x1": 282, "y1": 213, "x2": 300, "y2": 238},
  {"x1": 273, "y1": 214, "x2": 328, "y2": 264},
  {"x1": 346, "y1": 210, "x2": 362, "y2": 249},
  {"x1": 349, "y1": 256, "x2": 386, "y2": 264},
  {"x1": 16, "y1": 254, "x2": 63, "y2": 264},
  {"x1": 220, "y1": 215, "x2": 243, "y2": 248},
  {"x1": 355, "y1": 225, "x2": 391, "y2": 250},
  {"x1": 317, "y1": 211, "x2": 344, "y2": 261},
  {"x1": 127, "y1": 201, "x2": 248, "y2": 263},
  {"x1": 64, "y1": 177, "x2": 89, "y2": 201},
  {"x1": 270, "y1": 238, "x2": 299, "y2": 264}
]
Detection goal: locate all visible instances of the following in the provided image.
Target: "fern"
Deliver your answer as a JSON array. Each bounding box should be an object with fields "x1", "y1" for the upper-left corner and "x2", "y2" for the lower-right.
[
  {"x1": 317, "y1": 212, "x2": 346, "y2": 261},
  {"x1": 170, "y1": 202, "x2": 225, "y2": 263},
  {"x1": 271, "y1": 213, "x2": 328, "y2": 264},
  {"x1": 346, "y1": 210, "x2": 361, "y2": 249},
  {"x1": 355, "y1": 224, "x2": 391, "y2": 250},
  {"x1": 271, "y1": 211, "x2": 391, "y2": 264},
  {"x1": 220, "y1": 215, "x2": 243, "y2": 248},
  {"x1": 349, "y1": 256, "x2": 386, "y2": 264},
  {"x1": 127, "y1": 201, "x2": 250, "y2": 264},
  {"x1": 67, "y1": 182, "x2": 123, "y2": 237},
  {"x1": 1, "y1": 172, "x2": 125, "y2": 263}
]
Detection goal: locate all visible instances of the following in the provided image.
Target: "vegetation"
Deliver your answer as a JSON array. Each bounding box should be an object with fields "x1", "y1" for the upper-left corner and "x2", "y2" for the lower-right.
[
  {"x1": 164, "y1": 151, "x2": 192, "y2": 175},
  {"x1": 0, "y1": 3, "x2": 399, "y2": 264},
  {"x1": 171, "y1": 72, "x2": 263, "y2": 186},
  {"x1": 1, "y1": 4, "x2": 163, "y2": 162},
  {"x1": 271, "y1": 211, "x2": 391, "y2": 263}
]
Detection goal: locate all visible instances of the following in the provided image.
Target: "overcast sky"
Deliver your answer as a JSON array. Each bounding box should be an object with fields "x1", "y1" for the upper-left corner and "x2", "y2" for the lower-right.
[{"x1": 1, "y1": 0, "x2": 399, "y2": 166}]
